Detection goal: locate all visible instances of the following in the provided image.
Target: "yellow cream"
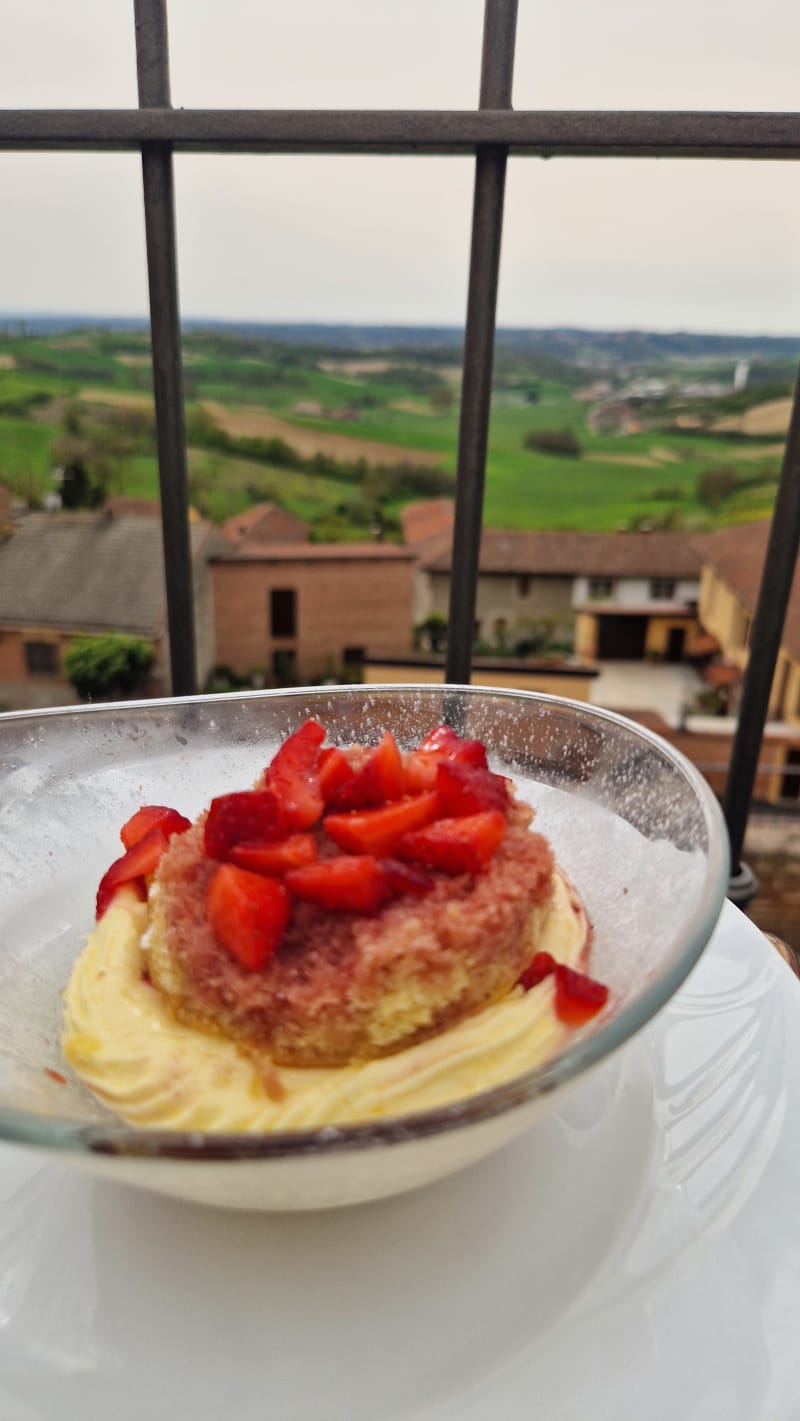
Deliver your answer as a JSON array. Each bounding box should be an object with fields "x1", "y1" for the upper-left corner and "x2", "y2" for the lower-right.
[{"x1": 62, "y1": 873, "x2": 588, "y2": 1132}]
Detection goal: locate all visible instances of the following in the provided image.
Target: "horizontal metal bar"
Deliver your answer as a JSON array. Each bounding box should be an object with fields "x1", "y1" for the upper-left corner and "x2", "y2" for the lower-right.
[{"x1": 2, "y1": 109, "x2": 800, "y2": 158}]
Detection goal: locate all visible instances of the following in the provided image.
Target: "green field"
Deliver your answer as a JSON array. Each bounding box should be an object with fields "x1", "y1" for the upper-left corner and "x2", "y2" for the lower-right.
[{"x1": 0, "y1": 327, "x2": 788, "y2": 535}]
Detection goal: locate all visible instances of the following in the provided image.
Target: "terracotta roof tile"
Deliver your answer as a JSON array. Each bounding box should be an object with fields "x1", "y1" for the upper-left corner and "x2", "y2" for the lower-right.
[{"x1": 419, "y1": 528, "x2": 702, "y2": 578}]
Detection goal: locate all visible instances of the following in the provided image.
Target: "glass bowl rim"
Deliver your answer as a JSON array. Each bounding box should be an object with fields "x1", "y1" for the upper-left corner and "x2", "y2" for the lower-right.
[{"x1": 0, "y1": 683, "x2": 730, "y2": 1162}]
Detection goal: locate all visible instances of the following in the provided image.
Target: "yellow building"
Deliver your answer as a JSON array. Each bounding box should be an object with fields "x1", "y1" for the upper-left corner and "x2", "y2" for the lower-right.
[{"x1": 693, "y1": 522, "x2": 800, "y2": 801}]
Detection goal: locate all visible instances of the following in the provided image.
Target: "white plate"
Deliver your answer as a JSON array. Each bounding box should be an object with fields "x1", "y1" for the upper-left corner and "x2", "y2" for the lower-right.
[{"x1": 0, "y1": 901, "x2": 798, "y2": 1420}]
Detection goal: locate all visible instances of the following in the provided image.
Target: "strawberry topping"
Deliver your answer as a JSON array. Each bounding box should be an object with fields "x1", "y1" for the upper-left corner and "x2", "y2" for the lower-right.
[
  {"x1": 207, "y1": 864, "x2": 291, "y2": 971},
  {"x1": 327, "y1": 730, "x2": 405, "y2": 811},
  {"x1": 323, "y1": 791, "x2": 440, "y2": 857},
  {"x1": 517, "y1": 950, "x2": 557, "y2": 991},
  {"x1": 96, "y1": 825, "x2": 170, "y2": 919},
  {"x1": 317, "y1": 745, "x2": 356, "y2": 803},
  {"x1": 120, "y1": 805, "x2": 192, "y2": 850},
  {"x1": 204, "y1": 789, "x2": 286, "y2": 861},
  {"x1": 397, "y1": 810, "x2": 507, "y2": 875},
  {"x1": 285, "y1": 855, "x2": 394, "y2": 914},
  {"x1": 435, "y1": 760, "x2": 509, "y2": 817},
  {"x1": 229, "y1": 833, "x2": 318, "y2": 876},
  {"x1": 553, "y1": 965, "x2": 609, "y2": 1026},
  {"x1": 264, "y1": 719, "x2": 326, "y2": 830}
]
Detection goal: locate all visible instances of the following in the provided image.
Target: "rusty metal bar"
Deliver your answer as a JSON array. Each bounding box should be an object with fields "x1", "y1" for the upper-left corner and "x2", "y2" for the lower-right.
[
  {"x1": 446, "y1": 0, "x2": 518, "y2": 685},
  {"x1": 134, "y1": 0, "x2": 197, "y2": 695},
  {"x1": 722, "y1": 369, "x2": 800, "y2": 885},
  {"x1": 2, "y1": 108, "x2": 800, "y2": 158}
]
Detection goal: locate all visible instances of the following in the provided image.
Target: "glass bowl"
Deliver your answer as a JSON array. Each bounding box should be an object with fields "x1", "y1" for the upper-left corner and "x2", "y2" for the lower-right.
[{"x1": 0, "y1": 684, "x2": 728, "y2": 1209}]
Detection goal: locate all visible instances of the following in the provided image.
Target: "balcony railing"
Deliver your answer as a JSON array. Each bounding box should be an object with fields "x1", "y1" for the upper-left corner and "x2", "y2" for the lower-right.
[{"x1": 3, "y1": 0, "x2": 800, "y2": 901}]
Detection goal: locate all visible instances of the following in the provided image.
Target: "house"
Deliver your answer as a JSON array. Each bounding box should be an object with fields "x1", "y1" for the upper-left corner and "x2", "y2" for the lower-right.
[
  {"x1": 693, "y1": 521, "x2": 800, "y2": 729},
  {"x1": 221, "y1": 502, "x2": 310, "y2": 548},
  {"x1": 0, "y1": 509, "x2": 222, "y2": 709},
  {"x1": 211, "y1": 540, "x2": 416, "y2": 686},
  {"x1": 411, "y1": 516, "x2": 701, "y2": 662}
]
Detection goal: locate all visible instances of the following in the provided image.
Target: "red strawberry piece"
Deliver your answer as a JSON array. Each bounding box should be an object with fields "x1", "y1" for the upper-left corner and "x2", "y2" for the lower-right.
[
  {"x1": 517, "y1": 950, "x2": 556, "y2": 991},
  {"x1": 207, "y1": 864, "x2": 291, "y2": 971},
  {"x1": 229, "y1": 833, "x2": 318, "y2": 875},
  {"x1": 285, "y1": 855, "x2": 394, "y2": 914},
  {"x1": 554, "y1": 964, "x2": 609, "y2": 1026},
  {"x1": 265, "y1": 719, "x2": 326, "y2": 830},
  {"x1": 418, "y1": 724, "x2": 463, "y2": 753},
  {"x1": 418, "y1": 725, "x2": 488, "y2": 769},
  {"x1": 327, "y1": 730, "x2": 405, "y2": 811},
  {"x1": 380, "y1": 857, "x2": 435, "y2": 896},
  {"x1": 120, "y1": 804, "x2": 192, "y2": 850},
  {"x1": 323, "y1": 791, "x2": 440, "y2": 857},
  {"x1": 397, "y1": 810, "x2": 506, "y2": 875},
  {"x1": 402, "y1": 750, "x2": 441, "y2": 794},
  {"x1": 96, "y1": 826, "x2": 170, "y2": 919},
  {"x1": 317, "y1": 745, "x2": 355, "y2": 803},
  {"x1": 204, "y1": 789, "x2": 286, "y2": 861},
  {"x1": 435, "y1": 760, "x2": 509, "y2": 817}
]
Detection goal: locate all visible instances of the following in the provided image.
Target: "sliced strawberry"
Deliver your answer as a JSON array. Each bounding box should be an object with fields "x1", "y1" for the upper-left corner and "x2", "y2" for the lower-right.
[
  {"x1": 285, "y1": 855, "x2": 393, "y2": 914},
  {"x1": 229, "y1": 833, "x2": 318, "y2": 876},
  {"x1": 402, "y1": 750, "x2": 441, "y2": 794},
  {"x1": 204, "y1": 789, "x2": 286, "y2": 861},
  {"x1": 435, "y1": 760, "x2": 509, "y2": 817},
  {"x1": 120, "y1": 804, "x2": 192, "y2": 850},
  {"x1": 96, "y1": 825, "x2": 170, "y2": 919},
  {"x1": 418, "y1": 725, "x2": 488, "y2": 769},
  {"x1": 380, "y1": 857, "x2": 435, "y2": 897},
  {"x1": 327, "y1": 731, "x2": 405, "y2": 811},
  {"x1": 265, "y1": 719, "x2": 326, "y2": 830},
  {"x1": 323, "y1": 791, "x2": 440, "y2": 857},
  {"x1": 317, "y1": 745, "x2": 355, "y2": 803},
  {"x1": 207, "y1": 864, "x2": 291, "y2": 971},
  {"x1": 404, "y1": 729, "x2": 488, "y2": 792},
  {"x1": 517, "y1": 950, "x2": 557, "y2": 991},
  {"x1": 554, "y1": 965, "x2": 609, "y2": 1026},
  {"x1": 397, "y1": 810, "x2": 506, "y2": 875},
  {"x1": 418, "y1": 725, "x2": 463, "y2": 754}
]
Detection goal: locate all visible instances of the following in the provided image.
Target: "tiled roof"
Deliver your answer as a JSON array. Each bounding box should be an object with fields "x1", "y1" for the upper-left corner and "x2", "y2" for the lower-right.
[
  {"x1": 419, "y1": 528, "x2": 702, "y2": 578},
  {"x1": 214, "y1": 541, "x2": 414, "y2": 563},
  {"x1": 692, "y1": 519, "x2": 800, "y2": 661},
  {"x1": 221, "y1": 502, "x2": 310, "y2": 546},
  {"x1": 400, "y1": 499, "x2": 455, "y2": 546},
  {"x1": 0, "y1": 511, "x2": 218, "y2": 635}
]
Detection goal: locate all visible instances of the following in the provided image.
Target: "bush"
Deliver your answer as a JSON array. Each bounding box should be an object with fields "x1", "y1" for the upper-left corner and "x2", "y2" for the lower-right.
[
  {"x1": 696, "y1": 466, "x2": 739, "y2": 509},
  {"x1": 64, "y1": 634, "x2": 155, "y2": 701},
  {"x1": 524, "y1": 427, "x2": 582, "y2": 458}
]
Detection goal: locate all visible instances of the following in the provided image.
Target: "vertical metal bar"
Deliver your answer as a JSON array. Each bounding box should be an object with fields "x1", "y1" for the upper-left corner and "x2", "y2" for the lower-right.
[
  {"x1": 722, "y1": 372, "x2": 800, "y2": 877},
  {"x1": 446, "y1": 0, "x2": 518, "y2": 684},
  {"x1": 134, "y1": 0, "x2": 197, "y2": 695}
]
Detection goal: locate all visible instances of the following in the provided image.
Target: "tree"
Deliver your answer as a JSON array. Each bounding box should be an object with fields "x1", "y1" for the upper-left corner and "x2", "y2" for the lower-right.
[
  {"x1": 64, "y1": 634, "x2": 155, "y2": 702},
  {"x1": 524, "y1": 427, "x2": 582, "y2": 458},
  {"x1": 696, "y1": 466, "x2": 739, "y2": 509}
]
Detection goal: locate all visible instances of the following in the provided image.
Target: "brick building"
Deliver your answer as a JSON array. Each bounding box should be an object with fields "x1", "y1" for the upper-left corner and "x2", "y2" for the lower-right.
[
  {"x1": 0, "y1": 509, "x2": 221, "y2": 709},
  {"x1": 211, "y1": 540, "x2": 415, "y2": 685}
]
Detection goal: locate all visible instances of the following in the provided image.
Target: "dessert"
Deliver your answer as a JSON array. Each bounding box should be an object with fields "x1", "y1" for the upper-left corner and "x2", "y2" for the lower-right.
[{"x1": 62, "y1": 719, "x2": 608, "y2": 1131}]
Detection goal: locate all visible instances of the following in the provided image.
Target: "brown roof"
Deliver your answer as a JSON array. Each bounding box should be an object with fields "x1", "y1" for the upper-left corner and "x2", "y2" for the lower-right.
[
  {"x1": 214, "y1": 541, "x2": 414, "y2": 563},
  {"x1": 221, "y1": 502, "x2": 310, "y2": 547},
  {"x1": 692, "y1": 520, "x2": 800, "y2": 660},
  {"x1": 0, "y1": 511, "x2": 219, "y2": 635},
  {"x1": 419, "y1": 528, "x2": 702, "y2": 578},
  {"x1": 400, "y1": 499, "x2": 455, "y2": 547}
]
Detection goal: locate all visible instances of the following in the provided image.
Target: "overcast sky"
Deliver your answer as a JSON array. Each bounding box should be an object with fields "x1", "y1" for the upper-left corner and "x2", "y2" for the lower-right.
[{"x1": 2, "y1": 0, "x2": 800, "y2": 334}]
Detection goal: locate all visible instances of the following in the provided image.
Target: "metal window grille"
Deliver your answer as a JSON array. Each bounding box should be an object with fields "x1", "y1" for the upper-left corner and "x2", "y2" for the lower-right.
[{"x1": 3, "y1": 0, "x2": 800, "y2": 894}]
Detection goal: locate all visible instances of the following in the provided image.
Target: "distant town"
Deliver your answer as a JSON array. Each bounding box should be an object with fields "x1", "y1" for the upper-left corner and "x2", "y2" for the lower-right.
[{"x1": 0, "y1": 318, "x2": 798, "y2": 795}]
